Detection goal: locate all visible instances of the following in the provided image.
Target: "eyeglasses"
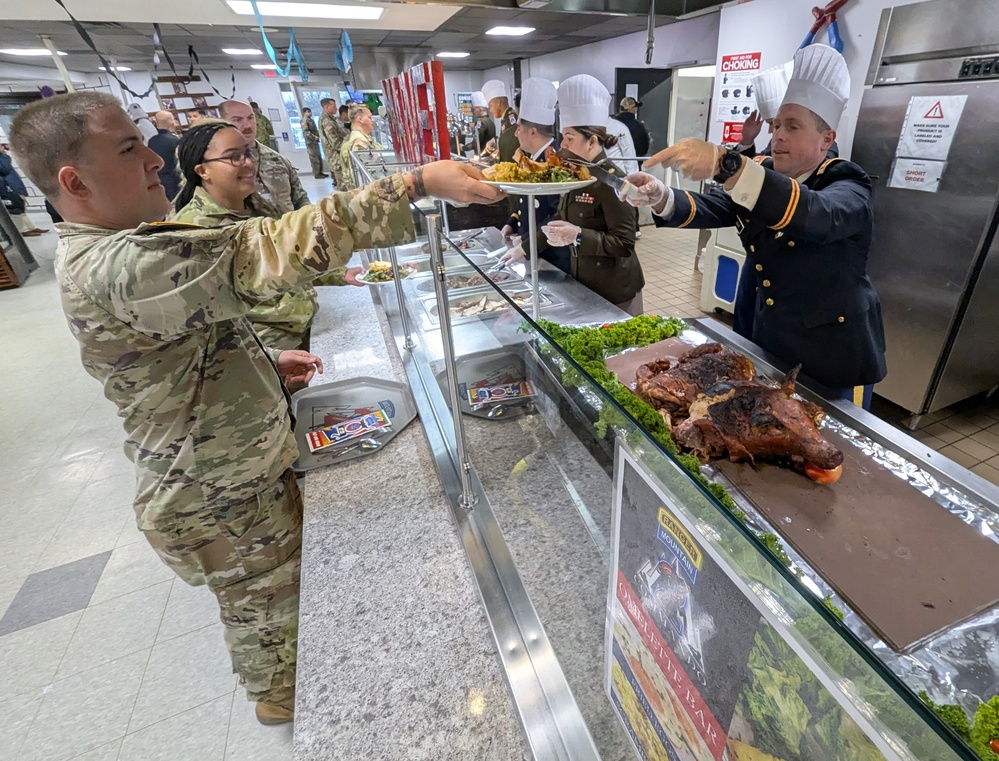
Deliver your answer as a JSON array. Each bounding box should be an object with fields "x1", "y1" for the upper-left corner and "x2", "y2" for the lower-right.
[{"x1": 201, "y1": 146, "x2": 259, "y2": 167}]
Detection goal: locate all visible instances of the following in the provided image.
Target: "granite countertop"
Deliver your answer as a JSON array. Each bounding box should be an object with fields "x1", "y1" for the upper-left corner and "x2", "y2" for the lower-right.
[{"x1": 294, "y1": 281, "x2": 529, "y2": 760}]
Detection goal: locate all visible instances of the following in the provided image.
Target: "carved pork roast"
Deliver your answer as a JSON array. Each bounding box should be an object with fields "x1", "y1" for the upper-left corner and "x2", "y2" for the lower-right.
[
  {"x1": 671, "y1": 366, "x2": 844, "y2": 470},
  {"x1": 635, "y1": 343, "x2": 757, "y2": 424}
]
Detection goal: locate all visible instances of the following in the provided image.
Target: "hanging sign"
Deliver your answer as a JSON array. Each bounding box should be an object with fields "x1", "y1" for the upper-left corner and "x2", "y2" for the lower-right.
[
  {"x1": 888, "y1": 157, "x2": 946, "y2": 193},
  {"x1": 895, "y1": 95, "x2": 967, "y2": 161}
]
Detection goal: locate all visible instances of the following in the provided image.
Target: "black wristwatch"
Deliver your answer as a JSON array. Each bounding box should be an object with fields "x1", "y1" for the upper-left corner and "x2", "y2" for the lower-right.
[{"x1": 713, "y1": 148, "x2": 744, "y2": 184}]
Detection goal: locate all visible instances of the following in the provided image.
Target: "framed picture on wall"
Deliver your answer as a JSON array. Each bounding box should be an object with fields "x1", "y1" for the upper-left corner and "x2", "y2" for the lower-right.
[
  {"x1": 173, "y1": 81, "x2": 187, "y2": 94},
  {"x1": 192, "y1": 96, "x2": 208, "y2": 108},
  {"x1": 161, "y1": 97, "x2": 175, "y2": 110}
]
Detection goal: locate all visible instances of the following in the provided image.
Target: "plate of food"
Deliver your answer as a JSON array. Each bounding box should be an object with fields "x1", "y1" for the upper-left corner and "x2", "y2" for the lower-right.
[
  {"x1": 357, "y1": 261, "x2": 417, "y2": 285},
  {"x1": 481, "y1": 149, "x2": 596, "y2": 194}
]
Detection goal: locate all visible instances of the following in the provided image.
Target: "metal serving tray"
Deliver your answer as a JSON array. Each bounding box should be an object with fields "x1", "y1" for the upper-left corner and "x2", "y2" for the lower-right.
[
  {"x1": 290, "y1": 377, "x2": 418, "y2": 472},
  {"x1": 412, "y1": 264, "x2": 524, "y2": 294},
  {"x1": 397, "y1": 252, "x2": 494, "y2": 273},
  {"x1": 419, "y1": 284, "x2": 560, "y2": 326},
  {"x1": 434, "y1": 349, "x2": 536, "y2": 421}
]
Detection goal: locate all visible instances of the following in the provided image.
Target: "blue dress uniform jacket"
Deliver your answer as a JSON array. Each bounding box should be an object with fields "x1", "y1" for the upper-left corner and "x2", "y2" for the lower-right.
[{"x1": 655, "y1": 156, "x2": 886, "y2": 389}]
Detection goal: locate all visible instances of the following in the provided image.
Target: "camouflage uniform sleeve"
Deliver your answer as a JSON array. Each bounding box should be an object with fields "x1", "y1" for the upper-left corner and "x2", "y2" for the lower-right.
[
  {"x1": 312, "y1": 266, "x2": 348, "y2": 286},
  {"x1": 234, "y1": 173, "x2": 412, "y2": 301},
  {"x1": 113, "y1": 174, "x2": 413, "y2": 335}
]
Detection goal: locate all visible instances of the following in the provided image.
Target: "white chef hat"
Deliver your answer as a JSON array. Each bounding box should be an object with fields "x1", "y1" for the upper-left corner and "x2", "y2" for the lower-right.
[
  {"x1": 781, "y1": 44, "x2": 850, "y2": 128},
  {"x1": 518, "y1": 77, "x2": 557, "y2": 126},
  {"x1": 750, "y1": 61, "x2": 793, "y2": 121},
  {"x1": 480, "y1": 79, "x2": 508, "y2": 103},
  {"x1": 470, "y1": 91, "x2": 488, "y2": 109},
  {"x1": 558, "y1": 75, "x2": 610, "y2": 129}
]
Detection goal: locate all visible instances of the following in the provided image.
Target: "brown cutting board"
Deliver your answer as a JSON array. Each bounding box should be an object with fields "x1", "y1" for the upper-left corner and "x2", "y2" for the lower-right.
[
  {"x1": 606, "y1": 338, "x2": 999, "y2": 652},
  {"x1": 605, "y1": 337, "x2": 695, "y2": 390}
]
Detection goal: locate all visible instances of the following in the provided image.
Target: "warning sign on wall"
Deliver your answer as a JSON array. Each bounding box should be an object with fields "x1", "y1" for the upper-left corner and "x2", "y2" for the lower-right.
[
  {"x1": 722, "y1": 121, "x2": 744, "y2": 143},
  {"x1": 895, "y1": 95, "x2": 968, "y2": 161},
  {"x1": 716, "y1": 52, "x2": 762, "y2": 143},
  {"x1": 720, "y1": 52, "x2": 762, "y2": 74}
]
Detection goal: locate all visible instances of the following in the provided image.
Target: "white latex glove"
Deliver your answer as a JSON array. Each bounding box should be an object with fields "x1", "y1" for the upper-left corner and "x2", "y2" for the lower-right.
[
  {"x1": 643, "y1": 137, "x2": 721, "y2": 181},
  {"x1": 499, "y1": 244, "x2": 526, "y2": 265},
  {"x1": 542, "y1": 221, "x2": 581, "y2": 247},
  {"x1": 623, "y1": 173, "x2": 666, "y2": 207}
]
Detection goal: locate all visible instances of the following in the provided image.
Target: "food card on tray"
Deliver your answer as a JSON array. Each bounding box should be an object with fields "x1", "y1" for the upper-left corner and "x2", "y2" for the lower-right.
[
  {"x1": 466, "y1": 380, "x2": 536, "y2": 408},
  {"x1": 305, "y1": 410, "x2": 391, "y2": 453}
]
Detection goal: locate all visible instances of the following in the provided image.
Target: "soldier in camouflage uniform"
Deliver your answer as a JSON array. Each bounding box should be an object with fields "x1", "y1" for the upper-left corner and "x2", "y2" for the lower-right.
[
  {"x1": 300, "y1": 107, "x2": 326, "y2": 179},
  {"x1": 338, "y1": 104, "x2": 385, "y2": 193},
  {"x1": 219, "y1": 100, "x2": 310, "y2": 213},
  {"x1": 170, "y1": 122, "x2": 358, "y2": 353},
  {"x1": 9, "y1": 91, "x2": 501, "y2": 726},
  {"x1": 251, "y1": 101, "x2": 275, "y2": 148},
  {"x1": 318, "y1": 98, "x2": 348, "y2": 189}
]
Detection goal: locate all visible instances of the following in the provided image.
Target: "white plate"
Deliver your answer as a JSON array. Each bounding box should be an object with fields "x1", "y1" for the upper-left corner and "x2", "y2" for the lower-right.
[
  {"x1": 357, "y1": 265, "x2": 417, "y2": 285},
  {"x1": 480, "y1": 178, "x2": 597, "y2": 195}
]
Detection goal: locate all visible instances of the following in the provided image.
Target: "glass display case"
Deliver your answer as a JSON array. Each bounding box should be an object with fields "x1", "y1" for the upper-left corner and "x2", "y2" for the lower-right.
[{"x1": 347, "y1": 152, "x2": 999, "y2": 761}]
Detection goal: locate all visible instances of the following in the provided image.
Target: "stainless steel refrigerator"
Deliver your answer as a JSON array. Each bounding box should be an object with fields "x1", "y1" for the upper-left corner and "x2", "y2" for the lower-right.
[{"x1": 852, "y1": 0, "x2": 999, "y2": 421}]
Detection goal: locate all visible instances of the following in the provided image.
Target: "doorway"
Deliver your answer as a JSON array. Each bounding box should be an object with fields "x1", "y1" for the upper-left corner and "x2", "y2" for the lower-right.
[{"x1": 613, "y1": 67, "x2": 672, "y2": 157}]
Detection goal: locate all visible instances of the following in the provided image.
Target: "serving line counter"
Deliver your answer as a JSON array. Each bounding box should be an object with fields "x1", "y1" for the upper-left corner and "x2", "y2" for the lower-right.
[{"x1": 292, "y1": 154, "x2": 999, "y2": 761}]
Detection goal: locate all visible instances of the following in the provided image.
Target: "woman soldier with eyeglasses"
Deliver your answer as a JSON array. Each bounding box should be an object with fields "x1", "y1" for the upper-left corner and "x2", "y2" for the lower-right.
[{"x1": 172, "y1": 122, "x2": 362, "y2": 388}]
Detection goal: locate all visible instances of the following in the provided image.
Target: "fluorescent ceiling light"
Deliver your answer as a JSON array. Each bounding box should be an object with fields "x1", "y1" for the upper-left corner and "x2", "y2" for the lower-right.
[
  {"x1": 485, "y1": 26, "x2": 535, "y2": 36},
  {"x1": 436, "y1": 52, "x2": 469, "y2": 58},
  {"x1": 226, "y1": 1, "x2": 383, "y2": 20},
  {"x1": 251, "y1": 64, "x2": 279, "y2": 70},
  {"x1": 99, "y1": 65, "x2": 132, "y2": 71},
  {"x1": 222, "y1": 48, "x2": 263, "y2": 55},
  {"x1": 0, "y1": 48, "x2": 68, "y2": 57}
]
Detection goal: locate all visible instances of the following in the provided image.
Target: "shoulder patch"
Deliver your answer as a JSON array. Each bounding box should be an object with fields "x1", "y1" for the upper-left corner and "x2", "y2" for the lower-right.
[
  {"x1": 753, "y1": 155, "x2": 768, "y2": 164},
  {"x1": 817, "y1": 157, "x2": 846, "y2": 175}
]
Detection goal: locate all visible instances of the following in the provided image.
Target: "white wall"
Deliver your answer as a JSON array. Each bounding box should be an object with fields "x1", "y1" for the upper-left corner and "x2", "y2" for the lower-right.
[
  {"x1": 479, "y1": 13, "x2": 719, "y2": 100},
  {"x1": 441, "y1": 70, "x2": 482, "y2": 111},
  {"x1": 710, "y1": 0, "x2": 925, "y2": 157}
]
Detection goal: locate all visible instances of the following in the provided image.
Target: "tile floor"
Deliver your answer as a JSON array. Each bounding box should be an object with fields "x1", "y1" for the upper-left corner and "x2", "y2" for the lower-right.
[{"x1": 3, "y1": 199, "x2": 999, "y2": 760}]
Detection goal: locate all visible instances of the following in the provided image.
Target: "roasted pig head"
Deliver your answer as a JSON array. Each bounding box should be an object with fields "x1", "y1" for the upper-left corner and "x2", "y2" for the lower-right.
[
  {"x1": 672, "y1": 366, "x2": 844, "y2": 471},
  {"x1": 635, "y1": 343, "x2": 757, "y2": 423}
]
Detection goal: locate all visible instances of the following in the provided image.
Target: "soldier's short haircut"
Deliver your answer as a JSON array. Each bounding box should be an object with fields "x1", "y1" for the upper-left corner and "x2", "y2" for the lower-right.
[
  {"x1": 339, "y1": 105, "x2": 349, "y2": 116},
  {"x1": 9, "y1": 91, "x2": 120, "y2": 199},
  {"x1": 218, "y1": 99, "x2": 251, "y2": 118},
  {"x1": 518, "y1": 118, "x2": 554, "y2": 138},
  {"x1": 319, "y1": 97, "x2": 335, "y2": 107},
  {"x1": 347, "y1": 103, "x2": 370, "y2": 124}
]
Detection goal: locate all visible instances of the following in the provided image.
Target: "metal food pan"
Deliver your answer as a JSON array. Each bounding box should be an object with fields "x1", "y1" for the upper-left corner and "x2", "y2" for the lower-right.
[
  {"x1": 420, "y1": 284, "x2": 557, "y2": 325},
  {"x1": 397, "y1": 252, "x2": 494, "y2": 272},
  {"x1": 412, "y1": 265, "x2": 523, "y2": 294}
]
